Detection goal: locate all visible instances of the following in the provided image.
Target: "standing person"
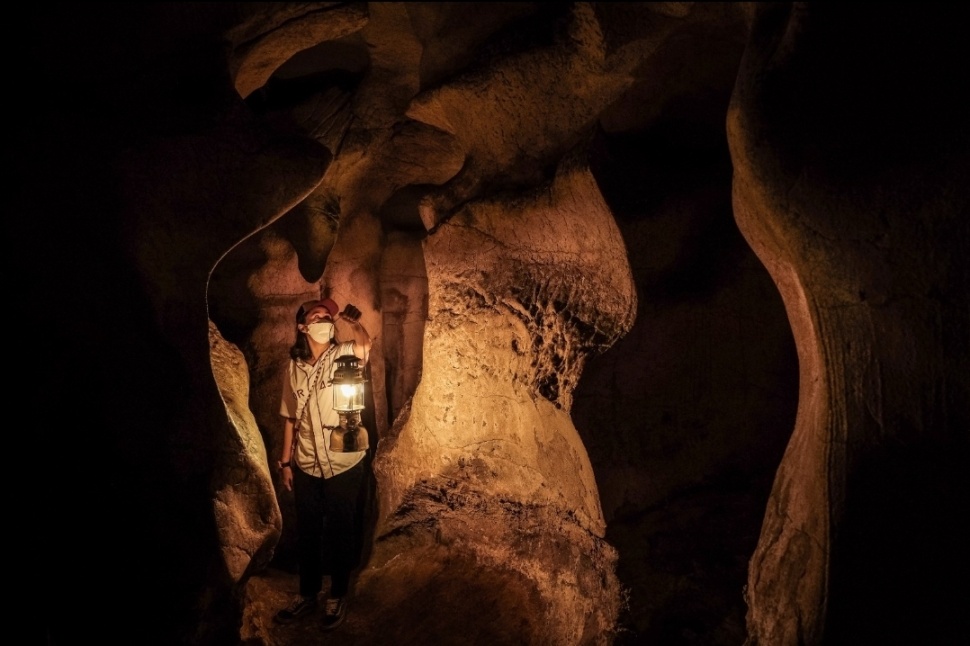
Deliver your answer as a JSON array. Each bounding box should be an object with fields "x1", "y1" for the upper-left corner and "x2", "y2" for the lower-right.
[{"x1": 274, "y1": 297, "x2": 372, "y2": 630}]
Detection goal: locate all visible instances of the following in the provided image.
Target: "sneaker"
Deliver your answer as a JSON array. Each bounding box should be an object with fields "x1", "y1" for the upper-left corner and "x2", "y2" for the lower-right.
[
  {"x1": 274, "y1": 596, "x2": 317, "y2": 624},
  {"x1": 321, "y1": 597, "x2": 346, "y2": 630}
]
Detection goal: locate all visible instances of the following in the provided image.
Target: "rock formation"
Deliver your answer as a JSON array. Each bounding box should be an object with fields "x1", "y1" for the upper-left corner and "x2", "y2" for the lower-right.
[{"x1": 27, "y1": 3, "x2": 966, "y2": 645}]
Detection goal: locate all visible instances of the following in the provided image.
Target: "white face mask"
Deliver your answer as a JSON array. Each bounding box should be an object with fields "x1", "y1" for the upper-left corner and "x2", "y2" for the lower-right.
[{"x1": 306, "y1": 321, "x2": 335, "y2": 344}]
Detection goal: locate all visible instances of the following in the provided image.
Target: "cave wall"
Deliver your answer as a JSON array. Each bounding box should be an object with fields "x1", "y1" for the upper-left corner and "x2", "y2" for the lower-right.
[
  {"x1": 729, "y1": 5, "x2": 969, "y2": 644},
  {"x1": 25, "y1": 5, "x2": 332, "y2": 644},
  {"x1": 25, "y1": 3, "x2": 967, "y2": 645}
]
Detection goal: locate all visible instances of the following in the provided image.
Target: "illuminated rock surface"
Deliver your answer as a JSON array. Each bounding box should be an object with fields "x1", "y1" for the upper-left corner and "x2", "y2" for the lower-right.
[{"x1": 28, "y1": 3, "x2": 967, "y2": 645}]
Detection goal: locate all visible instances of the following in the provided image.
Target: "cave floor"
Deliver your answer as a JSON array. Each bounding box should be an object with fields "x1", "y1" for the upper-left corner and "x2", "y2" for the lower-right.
[{"x1": 244, "y1": 567, "x2": 376, "y2": 645}]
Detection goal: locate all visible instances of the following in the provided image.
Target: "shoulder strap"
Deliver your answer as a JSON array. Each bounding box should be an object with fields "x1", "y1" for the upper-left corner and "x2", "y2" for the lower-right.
[{"x1": 292, "y1": 360, "x2": 322, "y2": 430}]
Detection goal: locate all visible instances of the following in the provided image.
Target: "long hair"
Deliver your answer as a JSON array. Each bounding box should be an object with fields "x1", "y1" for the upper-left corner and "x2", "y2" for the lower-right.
[
  {"x1": 289, "y1": 312, "x2": 312, "y2": 362},
  {"x1": 290, "y1": 299, "x2": 339, "y2": 362}
]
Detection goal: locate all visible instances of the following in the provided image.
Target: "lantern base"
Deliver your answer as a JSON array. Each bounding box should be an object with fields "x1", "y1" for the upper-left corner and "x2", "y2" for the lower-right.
[{"x1": 330, "y1": 422, "x2": 369, "y2": 452}]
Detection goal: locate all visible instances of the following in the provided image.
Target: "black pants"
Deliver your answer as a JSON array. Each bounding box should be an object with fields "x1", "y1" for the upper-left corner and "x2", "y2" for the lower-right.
[{"x1": 292, "y1": 461, "x2": 364, "y2": 598}]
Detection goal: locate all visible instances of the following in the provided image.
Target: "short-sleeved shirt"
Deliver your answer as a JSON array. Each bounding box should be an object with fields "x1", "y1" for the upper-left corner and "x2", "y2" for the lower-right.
[{"x1": 280, "y1": 341, "x2": 365, "y2": 478}]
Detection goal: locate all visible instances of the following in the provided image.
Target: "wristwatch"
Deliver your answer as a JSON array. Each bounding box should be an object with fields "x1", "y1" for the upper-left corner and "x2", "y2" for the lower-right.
[{"x1": 277, "y1": 460, "x2": 291, "y2": 470}]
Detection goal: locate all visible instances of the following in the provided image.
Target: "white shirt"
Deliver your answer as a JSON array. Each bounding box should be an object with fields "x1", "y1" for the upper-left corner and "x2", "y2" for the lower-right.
[{"x1": 280, "y1": 341, "x2": 365, "y2": 478}]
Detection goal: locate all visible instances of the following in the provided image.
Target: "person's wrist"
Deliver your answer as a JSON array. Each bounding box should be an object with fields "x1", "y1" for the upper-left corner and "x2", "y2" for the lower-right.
[{"x1": 277, "y1": 460, "x2": 291, "y2": 470}]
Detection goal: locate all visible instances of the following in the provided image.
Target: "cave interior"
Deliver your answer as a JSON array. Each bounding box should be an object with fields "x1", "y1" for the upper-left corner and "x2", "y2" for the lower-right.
[{"x1": 26, "y1": 3, "x2": 968, "y2": 645}]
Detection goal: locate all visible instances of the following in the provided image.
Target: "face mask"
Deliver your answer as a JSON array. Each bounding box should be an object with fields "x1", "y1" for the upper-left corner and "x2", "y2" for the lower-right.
[{"x1": 306, "y1": 321, "x2": 334, "y2": 344}]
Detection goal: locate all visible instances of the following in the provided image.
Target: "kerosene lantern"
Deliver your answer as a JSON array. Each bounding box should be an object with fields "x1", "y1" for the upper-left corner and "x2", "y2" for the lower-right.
[{"x1": 329, "y1": 354, "x2": 369, "y2": 452}]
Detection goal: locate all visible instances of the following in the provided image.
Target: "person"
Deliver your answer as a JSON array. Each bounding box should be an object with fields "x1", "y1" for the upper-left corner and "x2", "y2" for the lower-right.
[{"x1": 273, "y1": 297, "x2": 372, "y2": 630}]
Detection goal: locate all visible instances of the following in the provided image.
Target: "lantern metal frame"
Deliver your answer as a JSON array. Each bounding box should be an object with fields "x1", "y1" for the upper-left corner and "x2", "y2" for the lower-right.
[{"x1": 329, "y1": 354, "x2": 369, "y2": 452}]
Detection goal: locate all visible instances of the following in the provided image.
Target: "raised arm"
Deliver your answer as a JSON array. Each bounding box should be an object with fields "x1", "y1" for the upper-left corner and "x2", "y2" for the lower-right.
[{"x1": 336, "y1": 303, "x2": 371, "y2": 363}]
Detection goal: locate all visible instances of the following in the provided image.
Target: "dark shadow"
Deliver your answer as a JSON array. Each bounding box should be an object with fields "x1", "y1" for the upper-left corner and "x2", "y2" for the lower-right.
[{"x1": 577, "y1": 113, "x2": 798, "y2": 644}]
